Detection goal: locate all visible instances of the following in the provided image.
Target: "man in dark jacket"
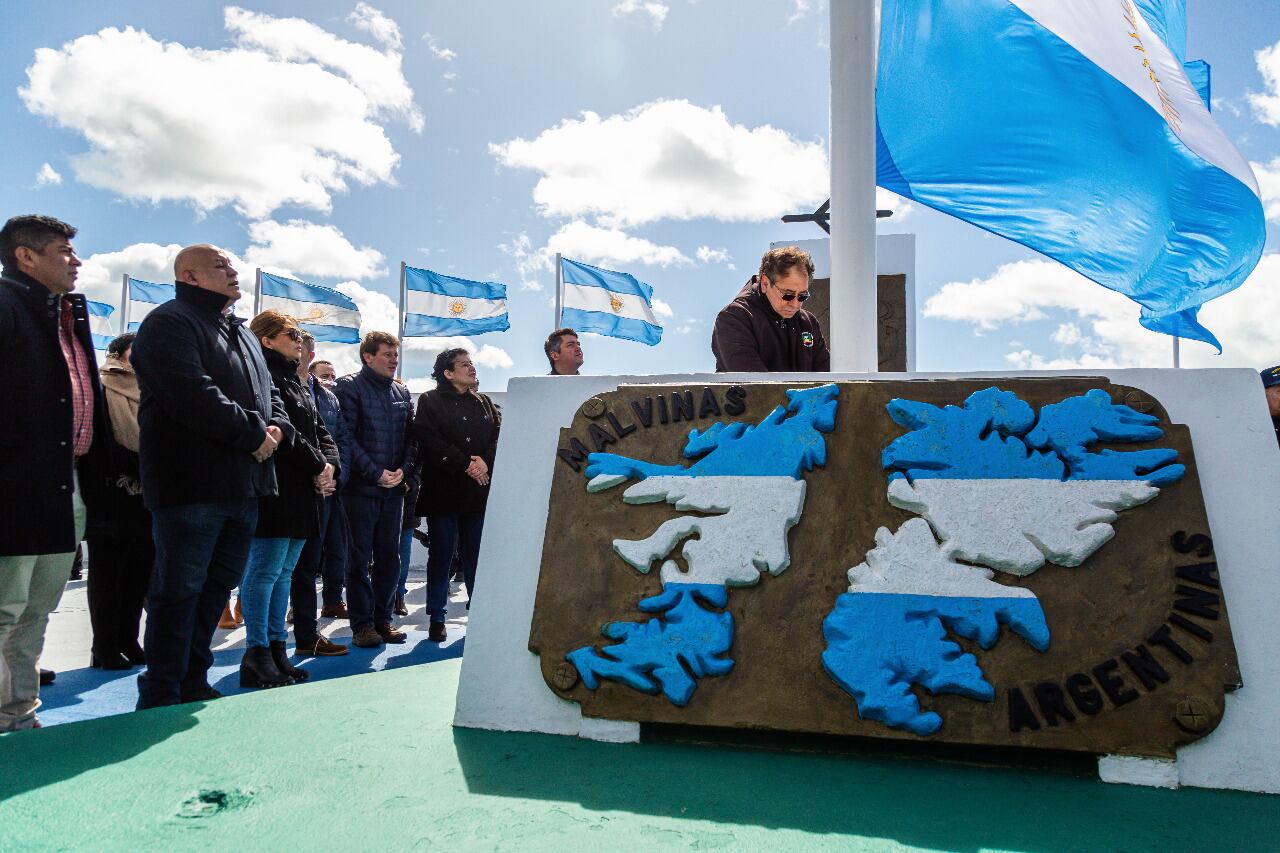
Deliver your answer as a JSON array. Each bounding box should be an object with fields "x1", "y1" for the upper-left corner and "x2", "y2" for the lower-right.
[
  {"x1": 0, "y1": 215, "x2": 109, "y2": 731},
  {"x1": 711, "y1": 246, "x2": 830, "y2": 373},
  {"x1": 130, "y1": 244, "x2": 293, "y2": 709},
  {"x1": 413, "y1": 348, "x2": 501, "y2": 642},
  {"x1": 336, "y1": 332, "x2": 413, "y2": 648},
  {"x1": 307, "y1": 358, "x2": 351, "y2": 618}
]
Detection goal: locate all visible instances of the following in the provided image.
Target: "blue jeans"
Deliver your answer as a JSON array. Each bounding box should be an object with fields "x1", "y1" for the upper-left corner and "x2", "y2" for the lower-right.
[
  {"x1": 345, "y1": 494, "x2": 402, "y2": 631},
  {"x1": 138, "y1": 500, "x2": 257, "y2": 709},
  {"x1": 242, "y1": 537, "x2": 305, "y2": 648},
  {"x1": 425, "y1": 513, "x2": 484, "y2": 622}
]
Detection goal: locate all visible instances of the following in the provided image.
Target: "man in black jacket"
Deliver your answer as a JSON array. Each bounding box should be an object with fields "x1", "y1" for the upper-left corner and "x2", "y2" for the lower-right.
[
  {"x1": 130, "y1": 244, "x2": 293, "y2": 709},
  {"x1": 711, "y1": 246, "x2": 831, "y2": 373},
  {"x1": 0, "y1": 215, "x2": 109, "y2": 731},
  {"x1": 336, "y1": 332, "x2": 413, "y2": 649}
]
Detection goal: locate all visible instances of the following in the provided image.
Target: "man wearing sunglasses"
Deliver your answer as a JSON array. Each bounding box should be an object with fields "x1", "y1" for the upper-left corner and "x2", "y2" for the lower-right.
[{"x1": 711, "y1": 246, "x2": 830, "y2": 373}]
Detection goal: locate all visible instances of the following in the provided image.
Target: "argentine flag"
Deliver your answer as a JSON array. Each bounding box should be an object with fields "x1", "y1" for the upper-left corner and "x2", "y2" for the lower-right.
[
  {"x1": 560, "y1": 257, "x2": 663, "y2": 347},
  {"x1": 403, "y1": 266, "x2": 510, "y2": 337},
  {"x1": 86, "y1": 299, "x2": 116, "y2": 350},
  {"x1": 126, "y1": 277, "x2": 174, "y2": 332},
  {"x1": 876, "y1": 0, "x2": 1265, "y2": 348},
  {"x1": 259, "y1": 273, "x2": 361, "y2": 344}
]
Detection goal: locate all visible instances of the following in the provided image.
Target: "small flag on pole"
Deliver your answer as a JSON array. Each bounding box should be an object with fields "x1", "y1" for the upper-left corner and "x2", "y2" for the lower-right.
[
  {"x1": 86, "y1": 299, "x2": 115, "y2": 350},
  {"x1": 258, "y1": 272, "x2": 361, "y2": 344},
  {"x1": 126, "y1": 277, "x2": 175, "y2": 332},
  {"x1": 403, "y1": 266, "x2": 510, "y2": 337},
  {"x1": 559, "y1": 257, "x2": 663, "y2": 346}
]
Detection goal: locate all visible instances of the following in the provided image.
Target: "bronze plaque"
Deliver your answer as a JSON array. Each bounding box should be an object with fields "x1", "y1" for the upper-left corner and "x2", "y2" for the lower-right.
[{"x1": 530, "y1": 380, "x2": 1240, "y2": 758}]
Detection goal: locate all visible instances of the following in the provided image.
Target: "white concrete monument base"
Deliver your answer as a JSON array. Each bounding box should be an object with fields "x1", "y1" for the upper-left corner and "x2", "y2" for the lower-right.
[{"x1": 453, "y1": 369, "x2": 1280, "y2": 795}]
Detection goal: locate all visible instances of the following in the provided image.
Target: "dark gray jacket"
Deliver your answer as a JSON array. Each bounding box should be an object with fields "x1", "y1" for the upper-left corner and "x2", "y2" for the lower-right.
[
  {"x1": 711, "y1": 278, "x2": 830, "y2": 373},
  {"x1": 131, "y1": 282, "x2": 293, "y2": 510}
]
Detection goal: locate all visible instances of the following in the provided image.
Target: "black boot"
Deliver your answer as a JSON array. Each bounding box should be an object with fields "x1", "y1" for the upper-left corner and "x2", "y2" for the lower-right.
[
  {"x1": 239, "y1": 646, "x2": 293, "y2": 689},
  {"x1": 270, "y1": 640, "x2": 310, "y2": 682}
]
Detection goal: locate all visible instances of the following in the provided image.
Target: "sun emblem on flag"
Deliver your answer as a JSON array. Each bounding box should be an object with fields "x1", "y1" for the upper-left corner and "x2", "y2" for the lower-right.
[
  {"x1": 609, "y1": 295, "x2": 624, "y2": 313},
  {"x1": 450, "y1": 301, "x2": 466, "y2": 315}
]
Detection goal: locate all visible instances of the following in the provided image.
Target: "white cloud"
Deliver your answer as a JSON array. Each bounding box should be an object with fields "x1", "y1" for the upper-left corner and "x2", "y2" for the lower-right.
[
  {"x1": 788, "y1": 0, "x2": 821, "y2": 25},
  {"x1": 347, "y1": 2, "x2": 402, "y2": 50},
  {"x1": 925, "y1": 256, "x2": 1280, "y2": 370},
  {"x1": 613, "y1": 1, "x2": 669, "y2": 30},
  {"x1": 696, "y1": 245, "x2": 733, "y2": 267},
  {"x1": 877, "y1": 186, "x2": 913, "y2": 220},
  {"x1": 497, "y1": 232, "x2": 548, "y2": 290},
  {"x1": 442, "y1": 70, "x2": 458, "y2": 81},
  {"x1": 422, "y1": 32, "x2": 456, "y2": 61},
  {"x1": 672, "y1": 317, "x2": 705, "y2": 335},
  {"x1": 34, "y1": 162, "x2": 61, "y2": 187},
  {"x1": 491, "y1": 99, "x2": 828, "y2": 228},
  {"x1": 1251, "y1": 158, "x2": 1280, "y2": 222},
  {"x1": 546, "y1": 221, "x2": 689, "y2": 268},
  {"x1": 20, "y1": 6, "x2": 419, "y2": 218},
  {"x1": 1249, "y1": 41, "x2": 1280, "y2": 126},
  {"x1": 245, "y1": 219, "x2": 386, "y2": 280},
  {"x1": 650, "y1": 297, "x2": 674, "y2": 319}
]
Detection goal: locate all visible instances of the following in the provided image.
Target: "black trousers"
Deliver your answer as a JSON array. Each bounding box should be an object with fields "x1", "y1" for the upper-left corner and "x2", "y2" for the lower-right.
[
  {"x1": 290, "y1": 494, "x2": 348, "y2": 644},
  {"x1": 86, "y1": 532, "x2": 154, "y2": 658}
]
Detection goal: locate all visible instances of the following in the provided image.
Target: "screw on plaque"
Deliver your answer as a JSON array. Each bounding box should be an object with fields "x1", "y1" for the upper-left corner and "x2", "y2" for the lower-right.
[
  {"x1": 581, "y1": 397, "x2": 607, "y2": 419},
  {"x1": 1173, "y1": 697, "x2": 1213, "y2": 733},
  {"x1": 1120, "y1": 390, "x2": 1156, "y2": 415},
  {"x1": 552, "y1": 661, "x2": 580, "y2": 691}
]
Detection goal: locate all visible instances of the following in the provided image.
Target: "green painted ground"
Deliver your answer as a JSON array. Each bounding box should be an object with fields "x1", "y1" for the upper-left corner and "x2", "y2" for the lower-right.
[{"x1": 0, "y1": 659, "x2": 1276, "y2": 851}]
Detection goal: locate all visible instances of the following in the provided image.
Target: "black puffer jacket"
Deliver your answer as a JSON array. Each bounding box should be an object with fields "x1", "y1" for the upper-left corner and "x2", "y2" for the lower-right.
[
  {"x1": 413, "y1": 386, "x2": 501, "y2": 517},
  {"x1": 0, "y1": 270, "x2": 111, "y2": 555},
  {"x1": 131, "y1": 282, "x2": 294, "y2": 510},
  {"x1": 711, "y1": 278, "x2": 830, "y2": 373},
  {"x1": 255, "y1": 348, "x2": 339, "y2": 540}
]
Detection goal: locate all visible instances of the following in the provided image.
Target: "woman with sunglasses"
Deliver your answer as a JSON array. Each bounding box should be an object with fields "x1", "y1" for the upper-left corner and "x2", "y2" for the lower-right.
[
  {"x1": 239, "y1": 310, "x2": 340, "y2": 689},
  {"x1": 711, "y1": 246, "x2": 830, "y2": 373}
]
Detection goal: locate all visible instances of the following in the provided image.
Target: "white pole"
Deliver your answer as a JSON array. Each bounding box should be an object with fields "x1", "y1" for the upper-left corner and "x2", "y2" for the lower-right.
[
  {"x1": 830, "y1": 0, "x2": 879, "y2": 372},
  {"x1": 119, "y1": 273, "x2": 129, "y2": 334},
  {"x1": 554, "y1": 253, "x2": 563, "y2": 328},
  {"x1": 253, "y1": 268, "x2": 263, "y2": 316},
  {"x1": 1173, "y1": 336, "x2": 1181, "y2": 369},
  {"x1": 397, "y1": 261, "x2": 407, "y2": 380}
]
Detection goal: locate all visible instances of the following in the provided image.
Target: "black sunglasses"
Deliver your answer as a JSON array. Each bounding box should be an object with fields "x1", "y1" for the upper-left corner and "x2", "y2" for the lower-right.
[
  {"x1": 282, "y1": 328, "x2": 302, "y2": 342},
  {"x1": 763, "y1": 277, "x2": 811, "y2": 302}
]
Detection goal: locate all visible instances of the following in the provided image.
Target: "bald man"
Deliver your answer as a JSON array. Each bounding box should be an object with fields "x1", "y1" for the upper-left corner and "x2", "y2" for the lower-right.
[{"x1": 130, "y1": 244, "x2": 293, "y2": 709}]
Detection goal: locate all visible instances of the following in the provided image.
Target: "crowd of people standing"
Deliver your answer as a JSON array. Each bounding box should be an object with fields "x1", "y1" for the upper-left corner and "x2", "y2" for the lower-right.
[{"x1": 0, "y1": 215, "x2": 501, "y2": 727}]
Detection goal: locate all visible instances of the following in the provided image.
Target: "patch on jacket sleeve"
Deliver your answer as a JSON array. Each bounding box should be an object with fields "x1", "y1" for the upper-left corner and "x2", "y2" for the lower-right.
[{"x1": 801, "y1": 331, "x2": 815, "y2": 348}]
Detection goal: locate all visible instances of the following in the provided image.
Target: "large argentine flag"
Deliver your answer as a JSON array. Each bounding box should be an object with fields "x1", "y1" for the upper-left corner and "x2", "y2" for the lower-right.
[
  {"x1": 259, "y1": 273, "x2": 361, "y2": 344},
  {"x1": 876, "y1": 0, "x2": 1265, "y2": 348},
  {"x1": 126, "y1": 277, "x2": 174, "y2": 332},
  {"x1": 403, "y1": 266, "x2": 509, "y2": 337},
  {"x1": 86, "y1": 299, "x2": 116, "y2": 350},
  {"x1": 560, "y1": 257, "x2": 663, "y2": 347}
]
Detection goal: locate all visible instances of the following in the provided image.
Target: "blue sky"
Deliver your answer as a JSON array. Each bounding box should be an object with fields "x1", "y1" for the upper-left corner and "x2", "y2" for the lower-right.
[{"x1": 4, "y1": 1, "x2": 1279, "y2": 389}]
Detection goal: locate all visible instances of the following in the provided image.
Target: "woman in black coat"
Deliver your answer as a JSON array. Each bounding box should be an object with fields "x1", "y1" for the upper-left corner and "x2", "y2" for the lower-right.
[
  {"x1": 412, "y1": 348, "x2": 501, "y2": 642},
  {"x1": 238, "y1": 311, "x2": 339, "y2": 689}
]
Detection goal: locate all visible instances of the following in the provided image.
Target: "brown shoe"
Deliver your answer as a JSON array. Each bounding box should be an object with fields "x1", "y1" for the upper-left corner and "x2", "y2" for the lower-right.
[
  {"x1": 218, "y1": 601, "x2": 237, "y2": 630},
  {"x1": 320, "y1": 603, "x2": 349, "y2": 619},
  {"x1": 233, "y1": 597, "x2": 244, "y2": 625},
  {"x1": 376, "y1": 623, "x2": 407, "y2": 644},
  {"x1": 428, "y1": 621, "x2": 447, "y2": 643},
  {"x1": 394, "y1": 594, "x2": 408, "y2": 617},
  {"x1": 351, "y1": 626, "x2": 384, "y2": 648},
  {"x1": 295, "y1": 635, "x2": 349, "y2": 657}
]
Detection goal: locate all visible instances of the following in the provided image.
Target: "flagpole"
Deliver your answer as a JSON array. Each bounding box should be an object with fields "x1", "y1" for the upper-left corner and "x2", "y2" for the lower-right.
[
  {"x1": 1173, "y1": 336, "x2": 1181, "y2": 369},
  {"x1": 829, "y1": 0, "x2": 879, "y2": 372},
  {"x1": 554, "y1": 253, "x2": 563, "y2": 328},
  {"x1": 397, "y1": 261, "x2": 407, "y2": 380},
  {"x1": 119, "y1": 274, "x2": 129, "y2": 335},
  {"x1": 253, "y1": 268, "x2": 263, "y2": 317}
]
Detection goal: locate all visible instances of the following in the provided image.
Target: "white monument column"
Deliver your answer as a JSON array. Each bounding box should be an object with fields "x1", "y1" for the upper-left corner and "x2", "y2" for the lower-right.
[{"x1": 830, "y1": 0, "x2": 879, "y2": 372}]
